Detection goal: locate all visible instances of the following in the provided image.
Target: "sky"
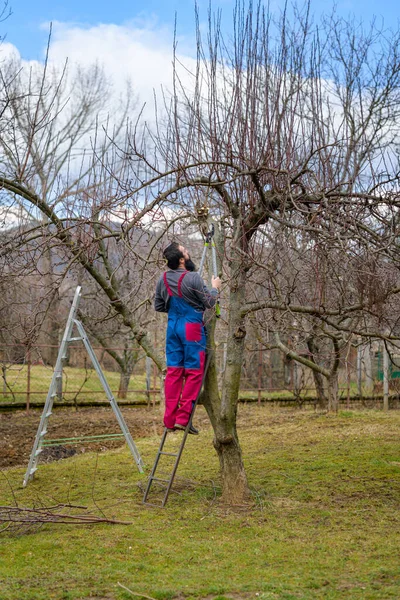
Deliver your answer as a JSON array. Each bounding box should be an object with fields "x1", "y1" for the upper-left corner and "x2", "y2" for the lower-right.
[
  {"x1": 1, "y1": 0, "x2": 399, "y2": 123},
  {"x1": 2, "y1": 0, "x2": 399, "y2": 61},
  {"x1": 3, "y1": 0, "x2": 232, "y2": 61}
]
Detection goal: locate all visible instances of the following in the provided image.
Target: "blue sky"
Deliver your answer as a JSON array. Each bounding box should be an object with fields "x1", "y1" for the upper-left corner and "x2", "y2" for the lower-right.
[
  {"x1": 1, "y1": 0, "x2": 399, "y2": 126},
  {"x1": 2, "y1": 0, "x2": 399, "y2": 61},
  {"x1": 3, "y1": 0, "x2": 226, "y2": 59}
]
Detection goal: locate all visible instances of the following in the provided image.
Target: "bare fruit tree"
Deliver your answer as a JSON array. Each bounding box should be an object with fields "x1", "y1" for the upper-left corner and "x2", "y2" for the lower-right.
[
  {"x1": 118, "y1": 2, "x2": 400, "y2": 501},
  {"x1": 2, "y1": 2, "x2": 400, "y2": 504}
]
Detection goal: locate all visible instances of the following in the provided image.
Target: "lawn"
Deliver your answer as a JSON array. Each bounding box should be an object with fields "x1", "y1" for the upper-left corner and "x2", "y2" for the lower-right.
[
  {"x1": 0, "y1": 364, "x2": 151, "y2": 405},
  {"x1": 1, "y1": 364, "x2": 378, "y2": 408},
  {"x1": 0, "y1": 406, "x2": 399, "y2": 600}
]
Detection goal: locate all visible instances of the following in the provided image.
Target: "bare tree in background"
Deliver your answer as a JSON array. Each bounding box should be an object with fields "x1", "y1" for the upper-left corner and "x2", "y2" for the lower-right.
[
  {"x1": 0, "y1": 48, "x2": 168, "y2": 373},
  {"x1": 0, "y1": 50, "x2": 113, "y2": 354},
  {"x1": 248, "y1": 220, "x2": 399, "y2": 410}
]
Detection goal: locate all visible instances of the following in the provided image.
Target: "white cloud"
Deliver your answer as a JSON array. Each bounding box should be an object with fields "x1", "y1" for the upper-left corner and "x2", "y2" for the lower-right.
[
  {"x1": 44, "y1": 20, "x2": 198, "y2": 122},
  {"x1": 0, "y1": 42, "x2": 20, "y2": 61},
  {"x1": 0, "y1": 41, "x2": 43, "y2": 71},
  {"x1": 0, "y1": 20, "x2": 200, "y2": 196}
]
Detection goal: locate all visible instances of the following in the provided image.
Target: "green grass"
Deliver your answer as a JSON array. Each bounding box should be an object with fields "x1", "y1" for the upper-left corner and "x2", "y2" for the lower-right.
[
  {"x1": 1, "y1": 364, "x2": 375, "y2": 407},
  {"x1": 0, "y1": 364, "x2": 152, "y2": 404},
  {"x1": 239, "y1": 381, "x2": 378, "y2": 401},
  {"x1": 1, "y1": 406, "x2": 400, "y2": 599}
]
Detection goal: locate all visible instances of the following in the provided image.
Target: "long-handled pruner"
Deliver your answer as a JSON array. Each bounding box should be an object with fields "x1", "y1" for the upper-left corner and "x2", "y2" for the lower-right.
[{"x1": 198, "y1": 224, "x2": 221, "y2": 318}]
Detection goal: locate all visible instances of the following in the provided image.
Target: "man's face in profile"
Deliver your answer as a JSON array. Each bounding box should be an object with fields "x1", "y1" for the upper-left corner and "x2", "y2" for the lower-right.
[{"x1": 179, "y1": 245, "x2": 196, "y2": 271}]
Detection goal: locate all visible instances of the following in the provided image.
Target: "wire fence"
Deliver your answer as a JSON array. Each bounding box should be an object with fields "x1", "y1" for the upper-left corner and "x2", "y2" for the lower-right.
[
  {"x1": 0, "y1": 342, "x2": 159, "y2": 410},
  {"x1": 0, "y1": 340, "x2": 398, "y2": 411}
]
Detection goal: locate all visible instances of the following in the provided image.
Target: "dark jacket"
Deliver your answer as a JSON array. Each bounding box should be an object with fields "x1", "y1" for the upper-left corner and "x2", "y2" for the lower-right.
[{"x1": 154, "y1": 269, "x2": 218, "y2": 313}]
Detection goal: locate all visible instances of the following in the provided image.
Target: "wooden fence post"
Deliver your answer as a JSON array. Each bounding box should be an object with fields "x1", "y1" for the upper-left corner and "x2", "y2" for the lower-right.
[
  {"x1": 26, "y1": 349, "x2": 31, "y2": 413},
  {"x1": 383, "y1": 341, "x2": 389, "y2": 412}
]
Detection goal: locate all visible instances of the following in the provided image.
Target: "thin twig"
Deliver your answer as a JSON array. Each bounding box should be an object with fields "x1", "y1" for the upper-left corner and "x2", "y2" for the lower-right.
[{"x1": 117, "y1": 582, "x2": 158, "y2": 600}]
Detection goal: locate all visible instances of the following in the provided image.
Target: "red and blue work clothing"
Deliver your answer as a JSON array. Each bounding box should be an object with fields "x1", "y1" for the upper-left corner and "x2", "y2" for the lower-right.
[{"x1": 155, "y1": 268, "x2": 219, "y2": 429}]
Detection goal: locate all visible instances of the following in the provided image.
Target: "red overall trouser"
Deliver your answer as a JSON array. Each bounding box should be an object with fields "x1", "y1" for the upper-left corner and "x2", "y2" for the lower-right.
[{"x1": 163, "y1": 272, "x2": 206, "y2": 429}]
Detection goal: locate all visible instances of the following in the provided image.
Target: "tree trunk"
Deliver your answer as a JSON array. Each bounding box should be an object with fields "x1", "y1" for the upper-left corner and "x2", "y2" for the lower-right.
[
  {"x1": 40, "y1": 240, "x2": 60, "y2": 366},
  {"x1": 203, "y1": 347, "x2": 250, "y2": 504},
  {"x1": 327, "y1": 371, "x2": 339, "y2": 413},
  {"x1": 202, "y1": 252, "x2": 251, "y2": 504},
  {"x1": 327, "y1": 337, "x2": 341, "y2": 413},
  {"x1": 307, "y1": 337, "x2": 328, "y2": 409},
  {"x1": 117, "y1": 347, "x2": 137, "y2": 399},
  {"x1": 118, "y1": 371, "x2": 132, "y2": 399},
  {"x1": 312, "y1": 370, "x2": 328, "y2": 409}
]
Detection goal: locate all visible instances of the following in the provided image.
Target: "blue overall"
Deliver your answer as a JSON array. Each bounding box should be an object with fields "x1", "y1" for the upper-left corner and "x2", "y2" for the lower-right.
[{"x1": 163, "y1": 271, "x2": 207, "y2": 428}]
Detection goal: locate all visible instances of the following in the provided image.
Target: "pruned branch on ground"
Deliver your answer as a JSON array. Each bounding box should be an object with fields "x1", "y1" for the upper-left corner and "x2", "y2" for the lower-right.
[{"x1": 0, "y1": 504, "x2": 132, "y2": 534}]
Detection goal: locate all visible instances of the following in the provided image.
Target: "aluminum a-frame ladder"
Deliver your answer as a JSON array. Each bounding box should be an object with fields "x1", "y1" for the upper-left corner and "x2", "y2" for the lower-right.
[
  {"x1": 143, "y1": 225, "x2": 218, "y2": 507},
  {"x1": 23, "y1": 286, "x2": 144, "y2": 487}
]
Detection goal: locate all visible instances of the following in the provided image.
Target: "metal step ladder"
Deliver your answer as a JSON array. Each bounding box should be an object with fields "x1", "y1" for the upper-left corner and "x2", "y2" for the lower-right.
[
  {"x1": 23, "y1": 286, "x2": 144, "y2": 487},
  {"x1": 143, "y1": 348, "x2": 212, "y2": 508}
]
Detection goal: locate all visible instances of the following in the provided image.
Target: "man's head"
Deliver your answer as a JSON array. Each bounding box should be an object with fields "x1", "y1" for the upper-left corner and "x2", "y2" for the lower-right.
[{"x1": 163, "y1": 242, "x2": 196, "y2": 271}]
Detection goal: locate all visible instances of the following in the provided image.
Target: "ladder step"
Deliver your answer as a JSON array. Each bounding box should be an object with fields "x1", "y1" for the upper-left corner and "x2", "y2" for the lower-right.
[
  {"x1": 34, "y1": 448, "x2": 43, "y2": 457},
  {"x1": 40, "y1": 430, "x2": 47, "y2": 437},
  {"x1": 45, "y1": 411, "x2": 52, "y2": 417},
  {"x1": 159, "y1": 451, "x2": 179, "y2": 457},
  {"x1": 68, "y1": 337, "x2": 82, "y2": 342},
  {"x1": 29, "y1": 467, "x2": 37, "y2": 475}
]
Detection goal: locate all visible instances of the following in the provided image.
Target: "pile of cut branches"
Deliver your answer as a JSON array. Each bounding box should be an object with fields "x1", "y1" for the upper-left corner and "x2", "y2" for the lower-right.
[{"x1": 0, "y1": 503, "x2": 131, "y2": 535}]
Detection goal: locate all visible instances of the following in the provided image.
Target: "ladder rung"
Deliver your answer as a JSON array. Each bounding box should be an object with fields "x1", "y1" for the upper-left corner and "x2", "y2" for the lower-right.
[
  {"x1": 34, "y1": 449, "x2": 42, "y2": 456},
  {"x1": 40, "y1": 430, "x2": 47, "y2": 437},
  {"x1": 55, "y1": 374, "x2": 62, "y2": 379},
  {"x1": 45, "y1": 411, "x2": 52, "y2": 417},
  {"x1": 159, "y1": 451, "x2": 179, "y2": 457},
  {"x1": 29, "y1": 467, "x2": 37, "y2": 475},
  {"x1": 68, "y1": 337, "x2": 82, "y2": 342}
]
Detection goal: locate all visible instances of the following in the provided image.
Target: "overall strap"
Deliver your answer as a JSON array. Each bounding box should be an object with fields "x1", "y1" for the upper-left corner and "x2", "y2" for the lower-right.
[
  {"x1": 163, "y1": 271, "x2": 188, "y2": 297},
  {"x1": 177, "y1": 271, "x2": 188, "y2": 297},
  {"x1": 163, "y1": 272, "x2": 174, "y2": 297}
]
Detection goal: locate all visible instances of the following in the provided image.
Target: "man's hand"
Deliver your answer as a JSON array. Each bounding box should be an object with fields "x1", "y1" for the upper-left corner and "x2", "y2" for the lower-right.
[{"x1": 211, "y1": 276, "x2": 221, "y2": 291}]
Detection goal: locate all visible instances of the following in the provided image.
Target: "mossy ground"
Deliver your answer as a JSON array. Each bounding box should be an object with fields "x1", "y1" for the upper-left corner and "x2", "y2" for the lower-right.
[{"x1": 1, "y1": 405, "x2": 399, "y2": 600}]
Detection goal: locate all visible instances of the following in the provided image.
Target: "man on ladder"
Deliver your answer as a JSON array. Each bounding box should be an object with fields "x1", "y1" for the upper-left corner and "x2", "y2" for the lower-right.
[{"x1": 155, "y1": 240, "x2": 221, "y2": 434}]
